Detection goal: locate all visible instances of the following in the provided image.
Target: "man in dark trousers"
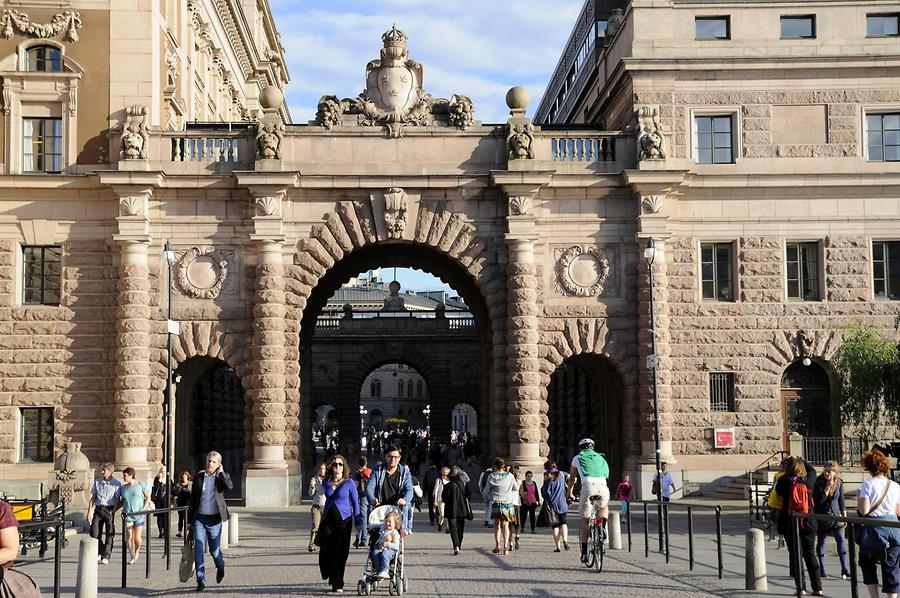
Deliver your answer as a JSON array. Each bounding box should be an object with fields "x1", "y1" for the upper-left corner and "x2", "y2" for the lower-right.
[
  {"x1": 422, "y1": 463, "x2": 439, "y2": 525},
  {"x1": 188, "y1": 451, "x2": 232, "y2": 592},
  {"x1": 86, "y1": 463, "x2": 121, "y2": 565}
]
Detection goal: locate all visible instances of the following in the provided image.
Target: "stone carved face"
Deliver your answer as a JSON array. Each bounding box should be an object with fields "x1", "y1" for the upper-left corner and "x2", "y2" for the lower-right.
[{"x1": 374, "y1": 65, "x2": 416, "y2": 113}]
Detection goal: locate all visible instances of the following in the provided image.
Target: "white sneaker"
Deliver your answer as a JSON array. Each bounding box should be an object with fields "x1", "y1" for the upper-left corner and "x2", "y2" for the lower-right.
[
  {"x1": 96, "y1": 555, "x2": 102, "y2": 563},
  {"x1": 376, "y1": 570, "x2": 390, "y2": 580},
  {"x1": 101, "y1": 558, "x2": 109, "y2": 565}
]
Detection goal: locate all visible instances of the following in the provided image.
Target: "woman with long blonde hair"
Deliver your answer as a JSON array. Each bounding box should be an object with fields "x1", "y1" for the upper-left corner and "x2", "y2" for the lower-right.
[{"x1": 812, "y1": 460, "x2": 850, "y2": 579}]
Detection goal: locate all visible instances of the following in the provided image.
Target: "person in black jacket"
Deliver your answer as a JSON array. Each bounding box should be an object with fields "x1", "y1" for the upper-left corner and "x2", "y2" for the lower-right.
[
  {"x1": 776, "y1": 456, "x2": 822, "y2": 596},
  {"x1": 812, "y1": 461, "x2": 850, "y2": 579},
  {"x1": 188, "y1": 451, "x2": 233, "y2": 592},
  {"x1": 150, "y1": 466, "x2": 173, "y2": 538},
  {"x1": 442, "y1": 466, "x2": 472, "y2": 556},
  {"x1": 174, "y1": 471, "x2": 192, "y2": 538}
]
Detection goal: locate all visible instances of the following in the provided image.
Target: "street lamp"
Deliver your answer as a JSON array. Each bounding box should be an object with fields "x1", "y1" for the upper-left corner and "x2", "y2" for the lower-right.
[
  {"x1": 162, "y1": 240, "x2": 175, "y2": 564},
  {"x1": 644, "y1": 237, "x2": 664, "y2": 551},
  {"x1": 423, "y1": 404, "x2": 431, "y2": 450}
]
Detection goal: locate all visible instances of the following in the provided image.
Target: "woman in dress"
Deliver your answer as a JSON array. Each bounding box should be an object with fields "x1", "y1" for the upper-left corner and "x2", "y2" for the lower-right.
[
  {"x1": 857, "y1": 449, "x2": 900, "y2": 598},
  {"x1": 121, "y1": 467, "x2": 151, "y2": 565},
  {"x1": 485, "y1": 457, "x2": 517, "y2": 556},
  {"x1": 318, "y1": 454, "x2": 363, "y2": 593},
  {"x1": 442, "y1": 466, "x2": 472, "y2": 555},
  {"x1": 542, "y1": 461, "x2": 571, "y2": 552}
]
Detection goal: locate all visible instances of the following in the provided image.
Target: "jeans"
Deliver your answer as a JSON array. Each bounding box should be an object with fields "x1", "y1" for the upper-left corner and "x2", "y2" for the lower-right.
[
  {"x1": 816, "y1": 525, "x2": 849, "y2": 576},
  {"x1": 309, "y1": 505, "x2": 322, "y2": 550},
  {"x1": 90, "y1": 506, "x2": 115, "y2": 559},
  {"x1": 860, "y1": 545, "x2": 900, "y2": 593},
  {"x1": 621, "y1": 501, "x2": 629, "y2": 520},
  {"x1": 356, "y1": 500, "x2": 369, "y2": 543},
  {"x1": 373, "y1": 547, "x2": 397, "y2": 573},
  {"x1": 786, "y1": 528, "x2": 822, "y2": 594},
  {"x1": 193, "y1": 514, "x2": 225, "y2": 584}
]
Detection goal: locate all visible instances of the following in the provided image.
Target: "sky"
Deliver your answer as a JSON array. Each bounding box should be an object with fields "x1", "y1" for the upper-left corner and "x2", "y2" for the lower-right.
[
  {"x1": 269, "y1": 0, "x2": 584, "y2": 124},
  {"x1": 353, "y1": 267, "x2": 455, "y2": 296}
]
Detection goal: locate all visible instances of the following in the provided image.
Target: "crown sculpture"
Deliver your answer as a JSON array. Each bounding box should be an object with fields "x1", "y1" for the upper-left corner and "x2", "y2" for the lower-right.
[{"x1": 315, "y1": 26, "x2": 475, "y2": 138}]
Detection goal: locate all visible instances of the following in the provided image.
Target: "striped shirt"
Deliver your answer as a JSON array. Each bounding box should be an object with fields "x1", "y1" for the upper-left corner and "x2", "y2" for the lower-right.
[{"x1": 91, "y1": 477, "x2": 122, "y2": 507}]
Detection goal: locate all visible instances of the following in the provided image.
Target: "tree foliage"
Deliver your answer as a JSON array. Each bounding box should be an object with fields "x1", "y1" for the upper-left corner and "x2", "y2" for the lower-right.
[{"x1": 831, "y1": 322, "x2": 900, "y2": 441}]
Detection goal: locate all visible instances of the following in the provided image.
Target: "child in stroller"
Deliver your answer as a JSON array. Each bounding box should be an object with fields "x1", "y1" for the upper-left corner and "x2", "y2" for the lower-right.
[{"x1": 357, "y1": 505, "x2": 407, "y2": 596}]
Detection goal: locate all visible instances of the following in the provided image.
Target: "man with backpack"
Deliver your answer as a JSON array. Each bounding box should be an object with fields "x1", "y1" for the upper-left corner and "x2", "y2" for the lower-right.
[
  {"x1": 353, "y1": 457, "x2": 372, "y2": 548},
  {"x1": 775, "y1": 456, "x2": 822, "y2": 596}
]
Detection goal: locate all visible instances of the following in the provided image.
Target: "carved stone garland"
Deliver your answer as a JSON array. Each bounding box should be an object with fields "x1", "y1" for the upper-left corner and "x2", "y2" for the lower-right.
[
  {"x1": 175, "y1": 247, "x2": 229, "y2": 299},
  {"x1": 554, "y1": 245, "x2": 614, "y2": 297},
  {"x1": 0, "y1": 9, "x2": 82, "y2": 42}
]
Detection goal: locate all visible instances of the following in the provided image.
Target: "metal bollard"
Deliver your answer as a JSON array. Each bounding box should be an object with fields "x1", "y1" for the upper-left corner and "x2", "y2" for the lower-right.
[
  {"x1": 228, "y1": 513, "x2": 239, "y2": 545},
  {"x1": 608, "y1": 511, "x2": 622, "y2": 550},
  {"x1": 75, "y1": 537, "x2": 99, "y2": 598},
  {"x1": 220, "y1": 517, "x2": 229, "y2": 551},
  {"x1": 745, "y1": 528, "x2": 768, "y2": 591}
]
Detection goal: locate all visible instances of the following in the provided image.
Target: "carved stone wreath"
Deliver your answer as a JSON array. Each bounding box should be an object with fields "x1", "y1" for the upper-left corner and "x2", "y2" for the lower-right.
[
  {"x1": 554, "y1": 245, "x2": 614, "y2": 297},
  {"x1": 175, "y1": 247, "x2": 229, "y2": 299}
]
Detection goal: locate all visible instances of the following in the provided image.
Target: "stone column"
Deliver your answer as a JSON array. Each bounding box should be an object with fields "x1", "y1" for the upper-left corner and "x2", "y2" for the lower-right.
[{"x1": 113, "y1": 239, "x2": 152, "y2": 467}]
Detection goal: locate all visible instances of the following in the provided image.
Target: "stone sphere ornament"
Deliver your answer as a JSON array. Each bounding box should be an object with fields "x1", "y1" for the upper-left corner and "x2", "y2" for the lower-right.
[
  {"x1": 506, "y1": 86, "x2": 530, "y2": 112},
  {"x1": 259, "y1": 86, "x2": 284, "y2": 111}
]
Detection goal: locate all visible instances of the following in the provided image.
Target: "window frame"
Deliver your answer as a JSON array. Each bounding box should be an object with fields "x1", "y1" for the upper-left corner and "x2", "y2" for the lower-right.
[
  {"x1": 19, "y1": 407, "x2": 54, "y2": 463},
  {"x1": 864, "y1": 111, "x2": 900, "y2": 162},
  {"x1": 25, "y1": 45, "x2": 63, "y2": 72},
  {"x1": 700, "y1": 241, "x2": 736, "y2": 302},
  {"x1": 690, "y1": 108, "x2": 742, "y2": 165},
  {"x1": 21, "y1": 244, "x2": 61, "y2": 306},
  {"x1": 873, "y1": 240, "x2": 900, "y2": 300},
  {"x1": 866, "y1": 13, "x2": 900, "y2": 38},
  {"x1": 780, "y1": 15, "x2": 816, "y2": 39},
  {"x1": 695, "y1": 16, "x2": 731, "y2": 40},
  {"x1": 22, "y1": 117, "x2": 63, "y2": 174},
  {"x1": 709, "y1": 372, "x2": 736, "y2": 412},
  {"x1": 785, "y1": 241, "x2": 822, "y2": 301}
]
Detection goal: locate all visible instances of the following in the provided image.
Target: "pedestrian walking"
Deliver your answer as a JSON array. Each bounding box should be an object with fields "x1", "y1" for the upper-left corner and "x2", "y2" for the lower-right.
[
  {"x1": 309, "y1": 463, "x2": 327, "y2": 552},
  {"x1": 616, "y1": 474, "x2": 634, "y2": 520},
  {"x1": 510, "y1": 465, "x2": 522, "y2": 550},
  {"x1": 478, "y1": 466, "x2": 493, "y2": 527},
  {"x1": 485, "y1": 457, "x2": 517, "y2": 556},
  {"x1": 121, "y1": 467, "x2": 151, "y2": 565},
  {"x1": 151, "y1": 466, "x2": 172, "y2": 539},
  {"x1": 423, "y1": 463, "x2": 438, "y2": 525},
  {"x1": 519, "y1": 470, "x2": 540, "y2": 534},
  {"x1": 354, "y1": 457, "x2": 372, "y2": 548},
  {"x1": 541, "y1": 461, "x2": 571, "y2": 552},
  {"x1": 365, "y1": 446, "x2": 413, "y2": 513},
  {"x1": 856, "y1": 449, "x2": 900, "y2": 598},
  {"x1": 442, "y1": 466, "x2": 472, "y2": 555},
  {"x1": 652, "y1": 462, "x2": 676, "y2": 502},
  {"x1": 188, "y1": 451, "x2": 233, "y2": 592},
  {"x1": 775, "y1": 456, "x2": 822, "y2": 596},
  {"x1": 433, "y1": 467, "x2": 449, "y2": 532},
  {"x1": 812, "y1": 461, "x2": 850, "y2": 579},
  {"x1": 87, "y1": 463, "x2": 122, "y2": 565},
  {"x1": 175, "y1": 471, "x2": 192, "y2": 538},
  {"x1": 408, "y1": 476, "x2": 423, "y2": 533},
  {"x1": 318, "y1": 454, "x2": 363, "y2": 594}
]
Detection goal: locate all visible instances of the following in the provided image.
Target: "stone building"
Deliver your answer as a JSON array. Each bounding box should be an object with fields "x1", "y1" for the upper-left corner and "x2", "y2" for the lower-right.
[{"x1": 0, "y1": 0, "x2": 898, "y2": 506}]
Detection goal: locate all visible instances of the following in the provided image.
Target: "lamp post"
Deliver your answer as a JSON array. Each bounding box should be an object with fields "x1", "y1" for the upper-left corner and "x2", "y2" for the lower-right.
[
  {"x1": 644, "y1": 238, "x2": 664, "y2": 552},
  {"x1": 423, "y1": 404, "x2": 431, "y2": 451},
  {"x1": 162, "y1": 240, "x2": 175, "y2": 563},
  {"x1": 359, "y1": 405, "x2": 368, "y2": 442}
]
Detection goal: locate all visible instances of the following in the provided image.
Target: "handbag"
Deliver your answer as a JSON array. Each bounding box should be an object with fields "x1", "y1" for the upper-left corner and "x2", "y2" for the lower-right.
[
  {"x1": 537, "y1": 502, "x2": 558, "y2": 528},
  {"x1": 178, "y1": 542, "x2": 195, "y2": 583},
  {"x1": 0, "y1": 567, "x2": 41, "y2": 598},
  {"x1": 854, "y1": 479, "x2": 892, "y2": 557},
  {"x1": 464, "y1": 498, "x2": 474, "y2": 521}
]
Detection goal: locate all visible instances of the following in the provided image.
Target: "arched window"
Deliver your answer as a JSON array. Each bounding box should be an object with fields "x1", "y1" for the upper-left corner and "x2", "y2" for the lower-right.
[
  {"x1": 26, "y1": 45, "x2": 62, "y2": 72},
  {"x1": 398, "y1": 380, "x2": 404, "y2": 397},
  {"x1": 417, "y1": 380, "x2": 423, "y2": 398},
  {"x1": 407, "y1": 380, "x2": 413, "y2": 397},
  {"x1": 370, "y1": 379, "x2": 381, "y2": 397}
]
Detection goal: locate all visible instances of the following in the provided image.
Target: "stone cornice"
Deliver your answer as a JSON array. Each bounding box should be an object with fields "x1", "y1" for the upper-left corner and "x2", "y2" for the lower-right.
[
  {"x1": 682, "y1": 172, "x2": 900, "y2": 189},
  {"x1": 213, "y1": 0, "x2": 253, "y2": 81}
]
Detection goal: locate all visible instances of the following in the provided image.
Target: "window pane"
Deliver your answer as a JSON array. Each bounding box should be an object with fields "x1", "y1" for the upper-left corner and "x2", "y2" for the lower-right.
[
  {"x1": 696, "y1": 17, "x2": 728, "y2": 39},
  {"x1": 788, "y1": 280, "x2": 800, "y2": 298},
  {"x1": 701, "y1": 245, "x2": 713, "y2": 263},
  {"x1": 886, "y1": 146, "x2": 900, "y2": 162},
  {"x1": 702, "y1": 280, "x2": 715, "y2": 299},
  {"x1": 713, "y1": 117, "x2": 732, "y2": 134},
  {"x1": 781, "y1": 17, "x2": 814, "y2": 38},
  {"x1": 868, "y1": 15, "x2": 900, "y2": 36},
  {"x1": 697, "y1": 148, "x2": 712, "y2": 164},
  {"x1": 714, "y1": 132, "x2": 732, "y2": 148},
  {"x1": 43, "y1": 288, "x2": 60, "y2": 305},
  {"x1": 713, "y1": 148, "x2": 732, "y2": 163},
  {"x1": 696, "y1": 117, "x2": 711, "y2": 136},
  {"x1": 870, "y1": 144, "x2": 884, "y2": 161},
  {"x1": 886, "y1": 114, "x2": 900, "y2": 130}
]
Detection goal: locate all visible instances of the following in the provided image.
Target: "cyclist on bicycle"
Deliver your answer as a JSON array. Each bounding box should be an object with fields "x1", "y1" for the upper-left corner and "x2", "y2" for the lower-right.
[{"x1": 566, "y1": 438, "x2": 610, "y2": 564}]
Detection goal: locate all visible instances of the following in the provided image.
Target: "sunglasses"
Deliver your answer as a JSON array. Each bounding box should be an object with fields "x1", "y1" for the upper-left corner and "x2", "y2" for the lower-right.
[
  {"x1": 332, "y1": 462, "x2": 344, "y2": 467},
  {"x1": 387, "y1": 454, "x2": 401, "y2": 459}
]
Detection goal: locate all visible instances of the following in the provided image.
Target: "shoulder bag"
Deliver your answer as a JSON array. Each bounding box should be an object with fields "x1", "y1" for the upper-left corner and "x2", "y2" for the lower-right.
[
  {"x1": 854, "y1": 479, "x2": 892, "y2": 557},
  {"x1": 464, "y1": 497, "x2": 474, "y2": 521},
  {"x1": 178, "y1": 542, "x2": 195, "y2": 583},
  {"x1": 0, "y1": 567, "x2": 41, "y2": 598}
]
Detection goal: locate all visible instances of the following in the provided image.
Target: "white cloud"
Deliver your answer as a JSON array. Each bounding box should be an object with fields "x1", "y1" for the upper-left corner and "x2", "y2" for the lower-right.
[{"x1": 270, "y1": 1, "x2": 583, "y2": 123}]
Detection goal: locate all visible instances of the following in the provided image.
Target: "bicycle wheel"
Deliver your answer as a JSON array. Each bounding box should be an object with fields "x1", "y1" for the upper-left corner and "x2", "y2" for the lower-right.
[
  {"x1": 593, "y1": 524, "x2": 603, "y2": 572},
  {"x1": 584, "y1": 523, "x2": 596, "y2": 568}
]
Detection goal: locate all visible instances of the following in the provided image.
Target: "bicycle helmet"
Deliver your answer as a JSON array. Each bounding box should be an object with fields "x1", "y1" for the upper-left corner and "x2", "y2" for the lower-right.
[{"x1": 578, "y1": 438, "x2": 595, "y2": 450}]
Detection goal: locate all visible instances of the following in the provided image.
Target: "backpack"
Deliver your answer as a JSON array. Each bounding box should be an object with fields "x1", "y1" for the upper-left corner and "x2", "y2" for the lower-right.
[
  {"x1": 788, "y1": 480, "x2": 810, "y2": 527},
  {"x1": 355, "y1": 469, "x2": 371, "y2": 498}
]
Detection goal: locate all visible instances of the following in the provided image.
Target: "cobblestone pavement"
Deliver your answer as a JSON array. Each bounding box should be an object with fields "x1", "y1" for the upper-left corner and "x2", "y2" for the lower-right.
[{"x1": 16, "y1": 504, "x2": 861, "y2": 597}]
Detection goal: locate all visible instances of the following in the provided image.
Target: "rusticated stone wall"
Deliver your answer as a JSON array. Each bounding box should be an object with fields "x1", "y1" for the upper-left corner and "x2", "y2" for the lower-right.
[{"x1": 0, "y1": 240, "x2": 115, "y2": 465}]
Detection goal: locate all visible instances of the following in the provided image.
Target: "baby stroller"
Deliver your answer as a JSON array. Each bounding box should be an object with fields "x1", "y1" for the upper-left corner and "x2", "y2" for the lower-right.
[{"x1": 357, "y1": 505, "x2": 407, "y2": 596}]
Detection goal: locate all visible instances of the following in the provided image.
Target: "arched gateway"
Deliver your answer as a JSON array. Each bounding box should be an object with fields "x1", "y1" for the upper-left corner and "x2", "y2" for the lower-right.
[{"x1": 100, "y1": 26, "x2": 658, "y2": 507}]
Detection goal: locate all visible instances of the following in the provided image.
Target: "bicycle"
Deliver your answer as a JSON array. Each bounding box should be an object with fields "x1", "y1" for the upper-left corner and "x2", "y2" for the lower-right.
[{"x1": 583, "y1": 495, "x2": 606, "y2": 572}]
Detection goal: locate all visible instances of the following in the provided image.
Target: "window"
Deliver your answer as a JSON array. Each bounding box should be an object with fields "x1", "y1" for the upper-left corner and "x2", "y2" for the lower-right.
[
  {"x1": 22, "y1": 246, "x2": 61, "y2": 305},
  {"x1": 867, "y1": 14, "x2": 899, "y2": 37},
  {"x1": 866, "y1": 113, "x2": 900, "y2": 162},
  {"x1": 407, "y1": 380, "x2": 413, "y2": 397},
  {"x1": 696, "y1": 17, "x2": 730, "y2": 40},
  {"x1": 398, "y1": 381, "x2": 403, "y2": 397},
  {"x1": 23, "y1": 118, "x2": 62, "y2": 173},
  {"x1": 786, "y1": 242, "x2": 820, "y2": 300},
  {"x1": 701, "y1": 242, "x2": 734, "y2": 301},
  {"x1": 19, "y1": 407, "x2": 54, "y2": 462},
  {"x1": 781, "y1": 16, "x2": 815, "y2": 39},
  {"x1": 371, "y1": 379, "x2": 381, "y2": 397},
  {"x1": 709, "y1": 373, "x2": 735, "y2": 412},
  {"x1": 873, "y1": 241, "x2": 900, "y2": 299},
  {"x1": 26, "y1": 45, "x2": 63, "y2": 72},
  {"x1": 694, "y1": 115, "x2": 734, "y2": 164},
  {"x1": 417, "y1": 380, "x2": 423, "y2": 398}
]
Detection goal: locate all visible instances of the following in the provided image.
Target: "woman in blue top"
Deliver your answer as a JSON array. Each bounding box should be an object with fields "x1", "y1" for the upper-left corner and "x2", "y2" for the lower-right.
[
  {"x1": 541, "y1": 461, "x2": 571, "y2": 552},
  {"x1": 319, "y1": 454, "x2": 363, "y2": 593},
  {"x1": 121, "y1": 467, "x2": 151, "y2": 565}
]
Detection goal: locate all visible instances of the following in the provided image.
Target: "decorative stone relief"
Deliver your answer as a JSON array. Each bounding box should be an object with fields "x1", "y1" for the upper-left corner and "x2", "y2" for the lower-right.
[
  {"x1": 636, "y1": 106, "x2": 667, "y2": 160},
  {"x1": 255, "y1": 119, "x2": 284, "y2": 159},
  {"x1": 797, "y1": 329, "x2": 815, "y2": 356},
  {"x1": 641, "y1": 195, "x2": 663, "y2": 214},
  {"x1": 507, "y1": 121, "x2": 535, "y2": 160},
  {"x1": 48, "y1": 442, "x2": 91, "y2": 509},
  {"x1": 0, "y1": 9, "x2": 82, "y2": 42},
  {"x1": 605, "y1": 8, "x2": 625, "y2": 41},
  {"x1": 554, "y1": 245, "x2": 616, "y2": 297},
  {"x1": 119, "y1": 194, "x2": 148, "y2": 217},
  {"x1": 382, "y1": 187, "x2": 408, "y2": 239},
  {"x1": 255, "y1": 194, "x2": 282, "y2": 217},
  {"x1": 175, "y1": 246, "x2": 230, "y2": 299},
  {"x1": 313, "y1": 26, "x2": 475, "y2": 138},
  {"x1": 121, "y1": 105, "x2": 150, "y2": 160},
  {"x1": 509, "y1": 196, "x2": 531, "y2": 216},
  {"x1": 313, "y1": 362, "x2": 336, "y2": 384}
]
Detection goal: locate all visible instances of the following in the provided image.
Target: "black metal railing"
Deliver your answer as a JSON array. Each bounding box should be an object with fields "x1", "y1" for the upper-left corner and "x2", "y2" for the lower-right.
[
  {"x1": 803, "y1": 437, "x2": 865, "y2": 465},
  {"x1": 120, "y1": 505, "x2": 189, "y2": 588},
  {"x1": 16, "y1": 517, "x2": 64, "y2": 598},
  {"x1": 623, "y1": 499, "x2": 724, "y2": 579}
]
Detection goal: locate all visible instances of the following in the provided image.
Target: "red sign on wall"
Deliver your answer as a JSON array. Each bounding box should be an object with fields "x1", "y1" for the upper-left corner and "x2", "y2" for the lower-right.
[{"x1": 714, "y1": 427, "x2": 735, "y2": 449}]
